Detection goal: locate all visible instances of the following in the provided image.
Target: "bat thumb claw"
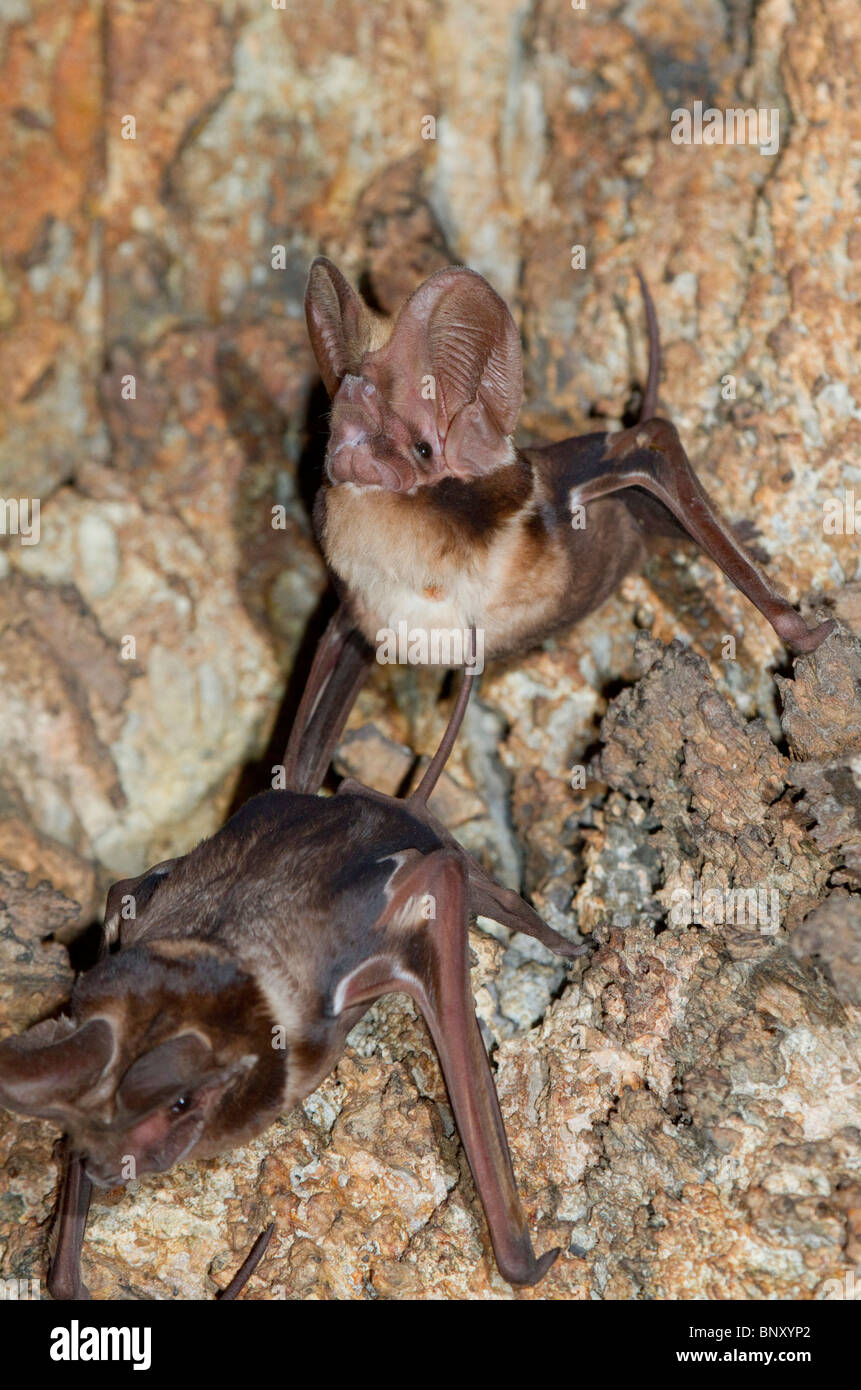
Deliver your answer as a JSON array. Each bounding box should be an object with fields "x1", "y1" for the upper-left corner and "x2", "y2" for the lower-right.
[
  {"x1": 561, "y1": 941, "x2": 591, "y2": 960},
  {"x1": 792, "y1": 617, "x2": 837, "y2": 653},
  {"x1": 501, "y1": 1244, "x2": 561, "y2": 1287},
  {"x1": 774, "y1": 614, "x2": 836, "y2": 654},
  {"x1": 532, "y1": 1245, "x2": 562, "y2": 1283},
  {"x1": 48, "y1": 1273, "x2": 91, "y2": 1301}
]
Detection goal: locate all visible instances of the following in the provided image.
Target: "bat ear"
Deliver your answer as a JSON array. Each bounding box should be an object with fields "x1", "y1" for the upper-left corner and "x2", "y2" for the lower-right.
[
  {"x1": 305, "y1": 256, "x2": 373, "y2": 397},
  {"x1": 103, "y1": 858, "x2": 177, "y2": 947},
  {"x1": 0, "y1": 1016, "x2": 114, "y2": 1120},
  {"x1": 386, "y1": 267, "x2": 523, "y2": 477}
]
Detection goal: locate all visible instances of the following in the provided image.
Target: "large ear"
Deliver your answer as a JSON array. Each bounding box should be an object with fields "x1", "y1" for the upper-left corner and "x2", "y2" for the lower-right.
[
  {"x1": 332, "y1": 850, "x2": 558, "y2": 1287},
  {"x1": 383, "y1": 267, "x2": 523, "y2": 477},
  {"x1": 115, "y1": 1032, "x2": 253, "y2": 1115},
  {"x1": 103, "y1": 857, "x2": 177, "y2": 947},
  {"x1": 305, "y1": 257, "x2": 373, "y2": 397},
  {"x1": 0, "y1": 1016, "x2": 114, "y2": 1121}
]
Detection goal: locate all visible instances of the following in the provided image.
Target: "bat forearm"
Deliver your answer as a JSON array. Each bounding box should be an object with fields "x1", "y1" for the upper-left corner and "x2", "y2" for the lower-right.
[{"x1": 48, "y1": 1150, "x2": 92, "y2": 1301}]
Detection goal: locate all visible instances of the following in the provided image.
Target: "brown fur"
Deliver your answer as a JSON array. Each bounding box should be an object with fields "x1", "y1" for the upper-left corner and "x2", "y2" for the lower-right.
[
  {"x1": 0, "y1": 784, "x2": 578, "y2": 1290},
  {"x1": 317, "y1": 448, "x2": 644, "y2": 659}
]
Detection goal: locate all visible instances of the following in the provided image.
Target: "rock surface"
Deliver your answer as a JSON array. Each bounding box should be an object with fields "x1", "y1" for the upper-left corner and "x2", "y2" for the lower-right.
[{"x1": 1, "y1": 0, "x2": 859, "y2": 1300}]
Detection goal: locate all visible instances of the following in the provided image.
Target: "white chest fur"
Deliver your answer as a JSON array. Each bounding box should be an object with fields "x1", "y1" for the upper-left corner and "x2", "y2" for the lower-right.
[
  {"x1": 321, "y1": 481, "x2": 570, "y2": 658},
  {"x1": 322, "y1": 485, "x2": 510, "y2": 640}
]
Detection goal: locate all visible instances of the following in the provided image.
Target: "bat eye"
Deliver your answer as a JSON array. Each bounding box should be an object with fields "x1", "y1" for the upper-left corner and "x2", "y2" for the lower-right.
[
  {"x1": 170, "y1": 1093, "x2": 192, "y2": 1116},
  {"x1": 413, "y1": 440, "x2": 433, "y2": 461}
]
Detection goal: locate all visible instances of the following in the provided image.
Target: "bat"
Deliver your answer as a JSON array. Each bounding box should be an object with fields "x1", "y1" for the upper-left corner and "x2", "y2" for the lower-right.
[
  {"x1": 0, "y1": 680, "x2": 579, "y2": 1298},
  {"x1": 283, "y1": 257, "x2": 835, "y2": 794}
]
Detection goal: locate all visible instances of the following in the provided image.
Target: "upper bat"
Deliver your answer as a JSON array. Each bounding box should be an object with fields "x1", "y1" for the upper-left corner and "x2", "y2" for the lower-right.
[
  {"x1": 0, "y1": 771, "x2": 579, "y2": 1295},
  {"x1": 305, "y1": 256, "x2": 834, "y2": 663}
]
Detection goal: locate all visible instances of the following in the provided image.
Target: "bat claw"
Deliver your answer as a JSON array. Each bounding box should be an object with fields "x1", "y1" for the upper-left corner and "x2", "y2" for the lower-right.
[
  {"x1": 533, "y1": 1245, "x2": 562, "y2": 1282},
  {"x1": 501, "y1": 1244, "x2": 561, "y2": 1287}
]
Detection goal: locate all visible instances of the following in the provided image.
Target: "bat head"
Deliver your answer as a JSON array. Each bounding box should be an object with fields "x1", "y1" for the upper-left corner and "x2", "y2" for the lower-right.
[
  {"x1": 305, "y1": 256, "x2": 523, "y2": 491},
  {"x1": 0, "y1": 937, "x2": 286, "y2": 1187}
]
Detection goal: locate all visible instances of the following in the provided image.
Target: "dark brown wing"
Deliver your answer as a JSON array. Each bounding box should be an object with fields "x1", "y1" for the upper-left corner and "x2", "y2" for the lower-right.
[
  {"x1": 333, "y1": 847, "x2": 559, "y2": 1286},
  {"x1": 48, "y1": 1149, "x2": 92, "y2": 1300}
]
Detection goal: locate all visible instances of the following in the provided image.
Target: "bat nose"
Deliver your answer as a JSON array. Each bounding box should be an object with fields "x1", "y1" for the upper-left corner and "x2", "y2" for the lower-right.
[
  {"x1": 331, "y1": 425, "x2": 369, "y2": 460},
  {"x1": 326, "y1": 438, "x2": 404, "y2": 489}
]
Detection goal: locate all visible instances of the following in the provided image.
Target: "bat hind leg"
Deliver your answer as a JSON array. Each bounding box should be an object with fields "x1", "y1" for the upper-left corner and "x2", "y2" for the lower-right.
[
  {"x1": 282, "y1": 603, "x2": 374, "y2": 794},
  {"x1": 569, "y1": 418, "x2": 834, "y2": 654},
  {"x1": 216, "y1": 1222, "x2": 276, "y2": 1300},
  {"x1": 405, "y1": 659, "x2": 586, "y2": 961}
]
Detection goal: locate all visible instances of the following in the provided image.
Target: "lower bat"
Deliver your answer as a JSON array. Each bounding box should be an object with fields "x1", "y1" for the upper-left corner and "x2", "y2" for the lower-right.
[{"x1": 0, "y1": 682, "x2": 577, "y2": 1297}]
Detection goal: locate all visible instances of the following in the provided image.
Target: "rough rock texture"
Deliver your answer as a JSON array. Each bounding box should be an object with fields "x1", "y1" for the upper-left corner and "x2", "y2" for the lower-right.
[{"x1": 1, "y1": 0, "x2": 860, "y2": 1300}]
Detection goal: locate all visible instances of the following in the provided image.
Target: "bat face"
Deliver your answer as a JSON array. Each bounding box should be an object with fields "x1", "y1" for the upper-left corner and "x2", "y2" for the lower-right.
[
  {"x1": 326, "y1": 368, "x2": 443, "y2": 491},
  {"x1": 0, "y1": 941, "x2": 286, "y2": 1187},
  {"x1": 0, "y1": 791, "x2": 388, "y2": 1196},
  {"x1": 306, "y1": 257, "x2": 523, "y2": 492}
]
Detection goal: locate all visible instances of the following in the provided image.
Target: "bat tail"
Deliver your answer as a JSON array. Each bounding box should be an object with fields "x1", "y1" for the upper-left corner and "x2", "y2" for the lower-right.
[
  {"x1": 216, "y1": 1222, "x2": 276, "y2": 1300},
  {"x1": 411, "y1": 662, "x2": 476, "y2": 805},
  {"x1": 635, "y1": 268, "x2": 660, "y2": 421}
]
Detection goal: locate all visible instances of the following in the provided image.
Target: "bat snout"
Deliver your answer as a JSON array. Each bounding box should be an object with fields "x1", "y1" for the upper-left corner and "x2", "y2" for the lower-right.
[
  {"x1": 327, "y1": 428, "x2": 369, "y2": 484},
  {"x1": 327, "y1": 431, "x2": 410, "y2": 490},
  {"x1": 81, "y1": 1106, "x2": 206, "y2": 1187}
]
